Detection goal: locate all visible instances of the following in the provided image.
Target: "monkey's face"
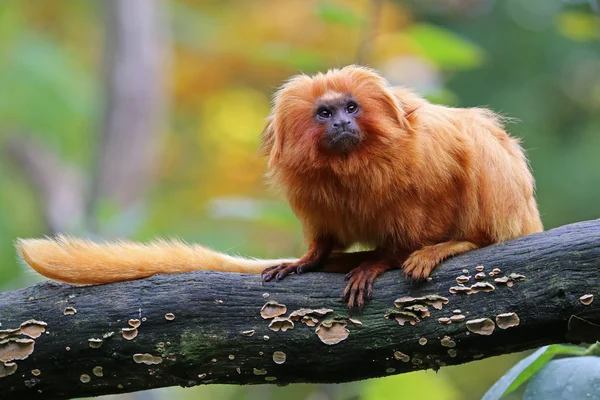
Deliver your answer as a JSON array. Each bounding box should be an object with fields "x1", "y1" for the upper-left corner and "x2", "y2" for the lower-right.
[
  {"x1": 315, "y1": 96, "x2": 362, "y2": 153},
  {"x1": 261, "y1": 65, "x2": 411, "y2": 170}
]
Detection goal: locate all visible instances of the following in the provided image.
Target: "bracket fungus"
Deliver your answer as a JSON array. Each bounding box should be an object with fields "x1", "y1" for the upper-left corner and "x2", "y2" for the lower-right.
[
  {"x1": 0, "y1": 320, "x2": 47, "y2": 340},
  {"x1": 301, "y1": 316, "x2": 319, "y2": 327},
  {"x1": 164, "y1": 313, "x2": 175, "y2": 321},
  {"x1": 441, "y1": 336, "x2": 456, "y2": 348},
  {"x1": 494, "y1": 272, "x2": 526, "y2": 287},
  {"x1": 394, "y1": 295, "x2": 448, "y2": 310},
  {"x1": 133, "y1": 353, "x2": 163, "y2": 365},
  {"x1": 393, "y1": 351, "x2": 410, "y2": 362},
  {"x1": 128, "y1": 319, "x2": 141, "y2": 328},
  {"x1": 272, "y1": 351, "x2": 287, "y2": 364},
  {"x1": 288, "y1": 308, "x2": 333, "y2": 321},
  {"x1": 260, "y1": 301, "x2": 287, "y2": 319},
  {"x1": 580, "y1": 294, "x2": 594, "y2": 305},
  {"x1": 0, "y1": 362, "x2": 17, "y2": 378},
  {"x1": 386, "y1": 311, "x2": 420, "y2": 326},
  {"x1": 449, "y1": 285, "x2": 472, "y2": 295},
  {"x1": 404, "y1": 305, "x2": 431, "y2": 319},
  {"x1": 450, "y1": 314, "x2": 466, "y2": 323},
  {"x1": 316, "y1": 320, "x2": 349, "y2": 345},
  {"x1": 496, "y1": 312, "x2": 520, "y2": 329},
  {"x1": 121, "y1": 328, "x2": 138, "y2": 340},
  {"x1": 0, "y1": 338, "x2": 35, "y2": 362},
  {"x1": 88, "y1": 338, "x2": 103, "y2": 348},
  {"x1": 470, "y1": 282, "x2": 495, "y2": 293},
  {"x1": 268, "y1": 317, "x2": 294, "y2": 332},
  {"x1": 63, "y1": 307, "x2": 77, "y2": 316},
  {"x1": 466, "y1": 318, "x2": 495, "y2": 335}
]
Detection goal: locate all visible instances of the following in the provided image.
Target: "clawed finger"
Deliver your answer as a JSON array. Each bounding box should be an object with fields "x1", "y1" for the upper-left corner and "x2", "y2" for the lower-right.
[
  {"x1": 261, "y1": 265, "x2": 280, "y2": 282},
  {"x1": 344, "y1": 274, "x2": 367, "y2": 312},
  {"x1": 262, "y1": 264, "x2": 296, "y2": 282}
]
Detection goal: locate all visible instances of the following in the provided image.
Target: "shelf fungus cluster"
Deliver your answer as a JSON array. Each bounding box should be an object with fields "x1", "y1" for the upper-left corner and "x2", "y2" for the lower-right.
[
  {"x1": 438, "y1": 309, "x2": 466, "y2": 325},
  {"x1": 448, "y1": 265, "x2": 525, "y2": 295},
  {"x1": 493, "y1": 273, "x2": 526, "y2": 287},
  {"x1": 0, "y1": 319, "x2": 47, "y2": 379},
  {"x1": 387, "y1": 295, "x2": 449, "y2": 326},
  {"x1": 259, "y1": 300, "x2": 355, "y2": 345},
  {"x1": 465, "y1": 312, "x2": 520, "y2": 336}
]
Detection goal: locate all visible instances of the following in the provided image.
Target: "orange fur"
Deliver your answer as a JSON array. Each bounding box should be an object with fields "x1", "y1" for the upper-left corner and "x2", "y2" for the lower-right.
[
  {"x1": 16, "y1": 236, "x2": 295, "y2": 284},
  {"x1": 262, "y1": 65, "x2": 542, "y2": 293},
  {"x1": 17, "y1": 65, "x2": 542, "y2": 304}
]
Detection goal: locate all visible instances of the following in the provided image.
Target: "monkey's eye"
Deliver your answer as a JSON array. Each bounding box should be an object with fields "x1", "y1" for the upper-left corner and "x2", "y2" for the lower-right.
[
  {"x1": 317, "y1": 108, "x2": 331, "y2": 119},
  {"x1": 346, "y1": 102, "x2": 358, "y2": 114}
]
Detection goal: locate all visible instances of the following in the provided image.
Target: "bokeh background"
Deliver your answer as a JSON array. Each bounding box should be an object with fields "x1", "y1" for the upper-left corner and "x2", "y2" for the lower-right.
[{"x1": 1, "y1": 0, "x2": 599, "y2": 399}]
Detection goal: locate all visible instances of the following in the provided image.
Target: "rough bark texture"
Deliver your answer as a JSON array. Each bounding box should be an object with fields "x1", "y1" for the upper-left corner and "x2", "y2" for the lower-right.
[{"x1": 1, "y1": 219, "x2": 600, "y2": 399}]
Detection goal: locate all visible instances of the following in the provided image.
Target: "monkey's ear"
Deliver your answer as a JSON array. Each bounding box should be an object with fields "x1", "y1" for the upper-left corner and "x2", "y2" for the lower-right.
[
  {"x1": 259, "y1": 117, "x2": 283, "y2": 168},
  {"x1": 385, "y1": 88, "x2": 421, "y2": 134}
]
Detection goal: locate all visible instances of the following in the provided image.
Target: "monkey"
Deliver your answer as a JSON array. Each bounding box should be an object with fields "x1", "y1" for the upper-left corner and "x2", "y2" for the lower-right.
[
  {"x1": 16, "y1": 65, "x2": 543, "y2": 310},
  {"x1": 258, "y1": 65, "x2": 543, "y2": 308}
]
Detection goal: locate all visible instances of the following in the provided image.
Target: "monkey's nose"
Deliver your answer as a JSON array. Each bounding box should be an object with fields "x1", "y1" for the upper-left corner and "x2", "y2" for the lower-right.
[{"x1": 332, "y1": 119, "x2": 351, "y2": 128}]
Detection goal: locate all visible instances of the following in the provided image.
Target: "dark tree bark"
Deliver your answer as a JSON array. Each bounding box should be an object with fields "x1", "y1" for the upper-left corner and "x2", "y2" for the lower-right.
[{"x1": 1, "y1": 219, "x2": 600, "y2": 399}]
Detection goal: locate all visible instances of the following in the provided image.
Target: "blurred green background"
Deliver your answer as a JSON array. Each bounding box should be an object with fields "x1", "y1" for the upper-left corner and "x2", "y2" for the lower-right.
[{"x1": 1, "y1": 0, "x2": 599, "y2": 399}]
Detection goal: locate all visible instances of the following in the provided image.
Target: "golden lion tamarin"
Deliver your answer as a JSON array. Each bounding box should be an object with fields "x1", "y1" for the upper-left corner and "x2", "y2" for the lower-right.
[{"x1": 17, "y1": 65, "x2": 542, "y2": 310}]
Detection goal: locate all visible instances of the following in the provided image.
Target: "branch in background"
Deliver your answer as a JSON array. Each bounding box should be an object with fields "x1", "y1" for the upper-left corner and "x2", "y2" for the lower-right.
[
  {"x1": 3, "y1": 137, "x2": 85, "y2": 233},
  {"x1": 356, "y1": 0, "x2": 383, "y2": 64},
  {"x1": 4, "y1": 0, "x2": 171, "y2": 236},
  {"x1": 1, "y1": 219, "x2": 600, "y2": 399},
  {"x1": 88, "y1": 0, "x2": 170, "y2": 227}
]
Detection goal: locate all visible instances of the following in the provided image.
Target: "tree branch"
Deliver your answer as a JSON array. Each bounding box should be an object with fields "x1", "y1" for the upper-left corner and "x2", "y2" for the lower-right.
[
  {"x1": 2, "y1": 219, "x2": 600, "y2": 399},
  {"x1": 88, "y1": 0, "x2": 170, "y2": 229},
  {"x1": 3, "y1": 137, "x2": 85, "y2": 233}
]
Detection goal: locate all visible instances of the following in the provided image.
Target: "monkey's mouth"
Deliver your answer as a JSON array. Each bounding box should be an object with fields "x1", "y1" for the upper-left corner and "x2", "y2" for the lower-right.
[{"x1": 323, "y1": 131, "x2": 362, "y2": 153}]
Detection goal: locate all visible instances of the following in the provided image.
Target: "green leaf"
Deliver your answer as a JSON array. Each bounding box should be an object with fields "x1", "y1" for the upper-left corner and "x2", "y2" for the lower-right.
[
  {"x1": 482, "y1": 345, "x2": 587, "y2": 400},
  {"x1": 556, "y1": 11, "x2": 600, "y2": 42},
  {"x1": 406, "y1": 23, "x2": 485, "y2": 70},
  {"x1": 317, "y1": 2, "x2": 365, "y2": 27},
  {"x1": 524, "y1": 356, "x2": 600, "y2": 399}
]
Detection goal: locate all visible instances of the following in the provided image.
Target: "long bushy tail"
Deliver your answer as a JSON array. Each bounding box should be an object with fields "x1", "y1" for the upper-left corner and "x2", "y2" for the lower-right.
[{"x1": 16, "y1": 235, "x2": 296, "y2": 284}]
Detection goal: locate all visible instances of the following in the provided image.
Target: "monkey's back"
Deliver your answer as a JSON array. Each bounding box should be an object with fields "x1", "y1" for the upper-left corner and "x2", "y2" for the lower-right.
[{"x1": 419, "y1": 104, "x2": 544, "y2": 245}]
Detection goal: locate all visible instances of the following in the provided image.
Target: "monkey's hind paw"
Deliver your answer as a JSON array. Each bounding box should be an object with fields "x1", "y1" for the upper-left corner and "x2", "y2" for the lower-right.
[{"x1": 343, "y1": 262, "x2": 390, "y2": 311}]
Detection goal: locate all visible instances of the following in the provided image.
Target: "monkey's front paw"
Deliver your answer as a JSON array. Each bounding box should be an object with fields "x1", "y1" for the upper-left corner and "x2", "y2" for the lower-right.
[
  {"x1": 262, "y1": 262, "x2": 314, "y2": 282},
  {"x1": 402, "y1": 250, "x2": 438, "y2": 281}
]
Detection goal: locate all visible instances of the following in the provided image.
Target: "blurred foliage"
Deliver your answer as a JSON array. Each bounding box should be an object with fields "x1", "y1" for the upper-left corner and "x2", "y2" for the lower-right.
[{"x1": 0, "y1": 0, "x2": 599, "y2": 399}]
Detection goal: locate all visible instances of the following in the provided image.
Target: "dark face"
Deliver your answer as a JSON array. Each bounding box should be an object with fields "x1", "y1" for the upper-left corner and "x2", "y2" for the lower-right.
[{"x1": 315, "y1": 97, "x2": 362, "y2": 153}]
